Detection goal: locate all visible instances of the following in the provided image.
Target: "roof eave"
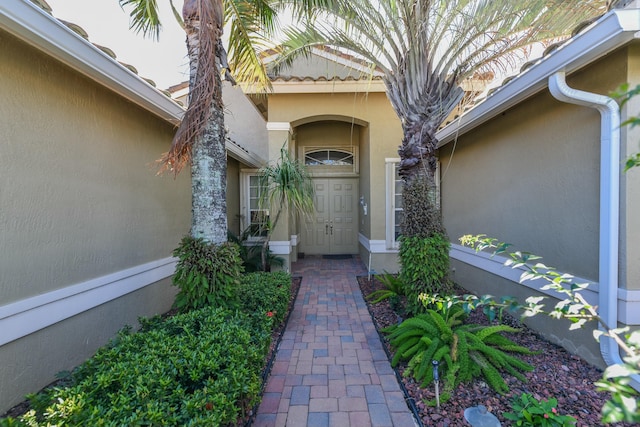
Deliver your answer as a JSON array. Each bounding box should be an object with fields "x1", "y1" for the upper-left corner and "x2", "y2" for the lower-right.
[
  {"x1": 0, "y1": 0, "x2": 184, "y2": 126},
  {"x1": 436, "y1": 9, "x2": 640, "y2": 147},
  {"x1": 227, "y1": 140, "x2": 265, "y2": 168}
]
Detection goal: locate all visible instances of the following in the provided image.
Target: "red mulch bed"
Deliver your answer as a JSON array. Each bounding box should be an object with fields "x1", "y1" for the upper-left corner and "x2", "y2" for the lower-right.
[{"x1": 358, "y1": 275, "x2": 632, "y2": 427}]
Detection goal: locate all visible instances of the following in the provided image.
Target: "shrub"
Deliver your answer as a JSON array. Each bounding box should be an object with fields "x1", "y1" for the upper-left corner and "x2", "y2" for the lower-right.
[
  {"x1": 383, "y1": 308, "x2": 536, "y2": 404},
  {"x1": 172, "y1": 236, "x2": 243, "y2": 311},
  {"x1": 228, "y1": 228, "x2": 284, "y2": 272},
  {"x1": 399, "y1": 233, "x2": 452, "y2": 314},
  {"x1": 504, "y1": 393, "x2": 577, "y2": 426},
  {"x1": 366, "y1": 272, "x2": 407, "y2": 316},
  {"x1": 460, "y1": 234, "x2": 640, "y2": 424},
  {"x1": 238, "y1": 271, "x2": 292, "y2": 326},
  {"x1": 2, "y1": 306, "x2": 271, "y2": 427}
]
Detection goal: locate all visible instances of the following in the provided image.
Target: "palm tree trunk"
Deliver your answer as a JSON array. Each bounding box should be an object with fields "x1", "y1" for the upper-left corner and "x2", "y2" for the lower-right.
[
  {"x1": 190, "y1": 95, "x2": 227, "y2": 244},
  {"x1": 184, "y1": 0, "x2": 227, "y2": 244},
  {"x1": 398, "y1": 120, "x2": 446, "y2": 239}
]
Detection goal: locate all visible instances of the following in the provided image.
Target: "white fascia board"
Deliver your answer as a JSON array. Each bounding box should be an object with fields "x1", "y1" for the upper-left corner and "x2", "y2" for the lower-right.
[
  {"x1": 227, "y1": 140, "x2": 265, "y2": 168},
  {"x1": 0, "y1": 0, "x2": 184, "y2": 126},
  {"x1": 437, "y1": 9, "x2": 640, "y2": 147}
]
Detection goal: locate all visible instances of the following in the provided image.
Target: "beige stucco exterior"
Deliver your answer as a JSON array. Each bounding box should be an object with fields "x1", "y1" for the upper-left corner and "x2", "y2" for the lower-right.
[
  {"x1": 262, "y1": 88, "x2": 403, "y2": 270},
  {"x1": 0, "y1": 28, "x2": 193, "y2": 412},
  {"x1": 438, "y1": 45, "x2": 640, "y2": 368}
]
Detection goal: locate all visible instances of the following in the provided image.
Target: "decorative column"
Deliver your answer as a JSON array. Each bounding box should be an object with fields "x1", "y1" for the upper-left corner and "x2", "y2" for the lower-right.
[{"x1": 266, "y1": 122, "x2": 294, "y2": 271}]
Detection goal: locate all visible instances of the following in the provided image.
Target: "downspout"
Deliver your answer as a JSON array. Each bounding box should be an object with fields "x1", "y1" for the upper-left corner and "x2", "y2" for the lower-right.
[{"x1": 548, "y1": 71, "x2": 639, "y2": 389}]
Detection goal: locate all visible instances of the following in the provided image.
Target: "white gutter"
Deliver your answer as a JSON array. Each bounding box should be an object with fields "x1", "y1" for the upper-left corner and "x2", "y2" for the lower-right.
[
  {"x1": 549, "y1": 71, "x2": 639, "y2": 390},
  {"x1": 437, "y1": 9, "x2": 640, "y2": 147},
  {"x1": 0, "y1": 0, "x2": 184, "y2": 126}
]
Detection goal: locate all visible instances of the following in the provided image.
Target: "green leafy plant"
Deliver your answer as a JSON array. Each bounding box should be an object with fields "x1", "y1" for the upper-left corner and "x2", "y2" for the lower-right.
[
  {"x1": 171, "y1": 236, "x2": 243, "y2": 311},
  {"x1": 366, "y1": 272, "x2": 407, "y2": 315},
  {"x1": 399, "y1": 233, "x2": 452, "y2": 315},
  {"x1": 504, "y1": 393, "x2": 577, "y2": 426},
  {"x1": 459, "y1": 234, "x2": 640, "y2": 424},
  {"x1": 237, "y1": 271, "x2": 292, "y2": 326},
  {"x1": 228, "y1": 228, "x2": 284, "y2": 273},
  {"x1": 257, "y1": 144, "x2": 315, "y2": 271},
  {"x1": 611, "y1": 83, "x2": 640, "y2": 171},
  {"x1": 1, "y1": 306, "x2": 271, "y2": 426},
  {"x1": 383, "y1": 307, "x2": 536, "y2": 404}
]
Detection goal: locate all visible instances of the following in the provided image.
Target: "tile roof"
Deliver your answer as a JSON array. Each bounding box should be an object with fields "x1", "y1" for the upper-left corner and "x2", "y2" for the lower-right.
[{"x1": 28, "y1": 0, "x2": 164, "y2": 92}]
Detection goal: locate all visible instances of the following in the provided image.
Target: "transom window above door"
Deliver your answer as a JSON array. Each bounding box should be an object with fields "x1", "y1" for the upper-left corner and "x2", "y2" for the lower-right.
[
  {"x1": 302, "y1": 147, "x2": 359, "y2": 175},
  {"x1": 305, "y1": 149, "x2": 353, "y2": 166}
]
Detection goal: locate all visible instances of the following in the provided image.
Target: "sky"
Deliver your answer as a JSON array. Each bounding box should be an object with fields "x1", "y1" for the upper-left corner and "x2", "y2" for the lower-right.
[{"x1": 45, "y1": 0, "x2": 189, "y2": 89}]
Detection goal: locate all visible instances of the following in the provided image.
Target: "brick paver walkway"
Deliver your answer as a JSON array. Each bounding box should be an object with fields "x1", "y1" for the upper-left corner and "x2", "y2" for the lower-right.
[{"x1": 253, "y1": 255, "x2": 418, "y2": 427}]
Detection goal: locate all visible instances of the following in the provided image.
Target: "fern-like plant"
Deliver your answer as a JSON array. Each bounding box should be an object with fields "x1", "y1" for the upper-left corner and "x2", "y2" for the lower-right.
[
  {"x1": 383, "y1": 308, "x2": 536, "y2": 403},
  {"x1": 366, "y1": 273, "x2": 407, "y2": 315}
]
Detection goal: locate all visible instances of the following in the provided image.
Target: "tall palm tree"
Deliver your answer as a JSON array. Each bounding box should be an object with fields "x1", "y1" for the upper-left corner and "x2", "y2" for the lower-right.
[
  {"x1": 278, "y1": 0, "x2": 609, "y2": 238},
  {"x1": 119, "y1": 0, "x2": 318, "y2": 244}
]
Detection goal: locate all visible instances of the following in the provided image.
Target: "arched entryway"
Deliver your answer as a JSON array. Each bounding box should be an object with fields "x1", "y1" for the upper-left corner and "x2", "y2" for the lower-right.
[{"x1": 293, "y1": 118, "x2": 365, "y2": 255}]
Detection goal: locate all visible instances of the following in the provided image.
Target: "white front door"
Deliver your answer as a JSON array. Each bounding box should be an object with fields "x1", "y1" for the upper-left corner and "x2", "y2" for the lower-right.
[{"x1": 301, "y1": 178, "x2": 359, "y2": 255}]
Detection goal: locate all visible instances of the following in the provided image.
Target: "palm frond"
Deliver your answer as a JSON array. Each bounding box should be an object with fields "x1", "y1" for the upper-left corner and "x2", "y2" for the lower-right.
[
  {"x1": 160, "y1": 0, "x2": 223, "y2": 175},
  {"x1": 119, "y1": 0, "x2": 162, "y2": 40}
]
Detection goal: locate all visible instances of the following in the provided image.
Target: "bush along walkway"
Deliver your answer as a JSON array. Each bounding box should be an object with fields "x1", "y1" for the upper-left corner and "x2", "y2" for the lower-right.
[{"x1": 253, "y1": 256, "x2": 419, "y2": 427}]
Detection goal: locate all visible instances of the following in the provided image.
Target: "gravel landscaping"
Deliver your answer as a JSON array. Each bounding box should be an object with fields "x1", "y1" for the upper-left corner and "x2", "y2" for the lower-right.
[{"x1": 358, "y1": 275, "x2": 633, "y2": 427}]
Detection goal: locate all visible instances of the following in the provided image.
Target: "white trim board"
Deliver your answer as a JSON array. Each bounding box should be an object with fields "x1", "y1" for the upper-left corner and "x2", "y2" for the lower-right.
[
  {"x1": 358, "y1": 234, "x2": 398, "y2": 254},
  {"x1": 269, "y1": 240, "x2": 292, "y2": 255},
  {"x1": 0, "y1": 0, "x2": 184, "y2": 126},
  {"x1": 0, "y1": 257, "x2": 176, "y2": 346},
  {"x1": 450, "y1": 244, "x2": 640, "y2": 325}
]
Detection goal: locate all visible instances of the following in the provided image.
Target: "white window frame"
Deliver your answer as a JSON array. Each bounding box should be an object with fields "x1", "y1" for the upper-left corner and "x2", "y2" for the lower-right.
[
  {"x1": 385, "y1": 159, "x2": 440, "y2": 250},
  {"x1": 240, "y1": 170, "x2": 269, "y2": 241},
  {"x1": 300, "y1": 146, "x2": 359, "y2": 176},
  {"x1": 385, "y1": 159, "x2": 403, "y2": 250}
]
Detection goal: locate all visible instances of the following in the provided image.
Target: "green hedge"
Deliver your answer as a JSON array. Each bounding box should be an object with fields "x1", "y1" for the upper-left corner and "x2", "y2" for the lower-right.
[
  {"x1": 1, "y1": 272, "x2": 292, "y2": 427},
  {"x1": 238, "y1": 271, "x2": 292, "y2": 326}
]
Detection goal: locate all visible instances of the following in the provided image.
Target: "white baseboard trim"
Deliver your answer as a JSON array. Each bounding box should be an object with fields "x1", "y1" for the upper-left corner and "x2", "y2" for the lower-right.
[
  {"x1": 358, "y1": 234, "x2": 398, "y2": 254},
  {"x1": 0, "y1": 257, "x2": 177, "y2": 346},
  {"x1": 269, "y1": 240, "x2": 292, "y2": 255},
  {"x1": 450, "y1": 244, "x2": 640, "y2": 325}
]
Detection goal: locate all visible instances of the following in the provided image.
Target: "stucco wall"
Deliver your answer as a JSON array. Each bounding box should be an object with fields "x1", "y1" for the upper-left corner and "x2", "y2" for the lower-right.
[
  {"x1": 438, "y1": 49, "x2": 631, "y2": 367},
  {"x1": 440, "y1": 50, "x2": 629, "y2": 280},
  {"x1": 622, "y1": 45, "x2": 640, "y2": 291},
  {"x1": 0, "y1": 30, "x2": 190, "y2": 412},
  {"x1": 223, "y1": 84, "x2": 268, "y2": 160},
  {"x1": 268, "y1": 91, "x2": 403, "y2": 245}
]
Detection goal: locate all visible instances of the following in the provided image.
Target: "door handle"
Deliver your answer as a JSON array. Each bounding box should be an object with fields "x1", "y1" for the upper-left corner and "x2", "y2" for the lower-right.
[
  {"x1": 325, "y1": 224, "x2": 329, "y2": 235},
  {"x1": 330, "y1": 225, "x2": 333, "y2": 235}
]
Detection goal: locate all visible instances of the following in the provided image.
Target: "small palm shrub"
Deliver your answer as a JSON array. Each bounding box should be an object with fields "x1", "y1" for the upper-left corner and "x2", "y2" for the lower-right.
[
  {"x1": 366, "y1": 272, "x2": 407, "y2": 315},
  {"x1": 172, "y1": 236, "x2": 243, "y2": 311},
  {"x1": 228, "y1": 228, "x2": 284, "y2": 272},
  {"x1": 383, "y1": 308, "x2": 536, "y2": 404}
]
